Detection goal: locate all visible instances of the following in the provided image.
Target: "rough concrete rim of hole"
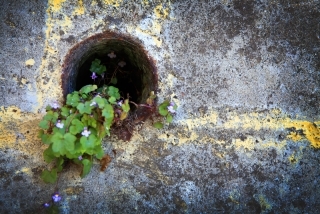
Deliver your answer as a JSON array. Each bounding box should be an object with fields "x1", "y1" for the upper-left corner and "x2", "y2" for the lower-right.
[{"x1": 61, "y1": 31, "x2": 158, "y2": 104}]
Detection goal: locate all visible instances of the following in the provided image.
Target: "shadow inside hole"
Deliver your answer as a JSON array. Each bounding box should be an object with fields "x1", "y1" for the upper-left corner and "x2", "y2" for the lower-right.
[
  {"x1": 62, "y1": 32, "x2": 157, "y2": 107},
  {"x1": 76, "y1": 48, "x2": 142, "y2": 104}
]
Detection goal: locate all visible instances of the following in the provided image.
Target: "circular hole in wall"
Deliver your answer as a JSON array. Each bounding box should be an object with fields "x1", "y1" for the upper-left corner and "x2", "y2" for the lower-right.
[
  {"x1": 61, "y1": 31, "x2": 157, "y2": 107},
  {"x1": 61, "y1": 32, "x2": 158, "y2": 141}
]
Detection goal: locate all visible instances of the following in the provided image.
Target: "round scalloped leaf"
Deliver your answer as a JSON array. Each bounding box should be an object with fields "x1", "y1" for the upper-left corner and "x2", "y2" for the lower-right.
[
  {"x1": 107, "y1": 86, "x2": 120, "y2": 99},
  {"x1": 41, "y1": 169, "x2": 57, "y2": 184},
  {"x1": 159, "y1": 100, "x2": 170, "y2": 116},
  {"x1": 43, "y1": 147, "x2": 55, "y2": 163},
  {"x1": 69, "y1": 119, "x2": 85, "y2": 135},
  {"x1": 78, "y1": 101, "x2": 95, "y2": 114},
  {"x1": 64, "y1": 133, "x2": 76, "y2": 152},
  {"x1": 80, "y1": 135, "x2": 97, "y2": 150},
  {"x1": 80, "y1": 84, "x2": 98, "y2": 94},
  {"x1": 66, "y1": 92, "x2": 80, "y2": 107},
  {"x1": 166, "y1": 114, "x2": 173, "y2": 123}
]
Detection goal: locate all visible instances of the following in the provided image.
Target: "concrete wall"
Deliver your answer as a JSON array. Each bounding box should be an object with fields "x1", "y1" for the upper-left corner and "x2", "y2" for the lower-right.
[{"x1": 0, "y1": 0, "x2": 319, "y2": 213}]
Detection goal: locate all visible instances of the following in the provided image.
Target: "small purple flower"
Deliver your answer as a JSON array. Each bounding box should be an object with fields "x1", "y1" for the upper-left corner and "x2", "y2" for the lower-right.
[
  {"x1": 167, "y1": 106, "x2": 175, "y2": 113},
  {"x1": 78, "y1": 156, "x2": 83, "y2": 160},
  {"x1": 43, "y1": 202, "x2": 50, "y2": 208},
  {"x1": 118, "y1": 61, "x2": 126, "y2": 67},
  {"x1": 91, "y1": 72, "x2": 98, "y2": 80},
  {"x1": 108, "y1": 51, "x2": 116, "y2": 58},
  {"x1": 52, "y1": 192, "x2": 61, "y2": 203},
  {"x1": 117, "y1": 100, "x2": 123, "y2": 106},
  {"x1": 167, "y1": 102, "x2": 176, "y2": 114},
  {"x1": 56, "y1": 120, "x2": 64, "y2": 129},
  {"x1": 81, "y1": 127, "x2": 91, "y2": 137},
  {"x1": 50, "y1": 102, "x2": 60, "y2": 109}
]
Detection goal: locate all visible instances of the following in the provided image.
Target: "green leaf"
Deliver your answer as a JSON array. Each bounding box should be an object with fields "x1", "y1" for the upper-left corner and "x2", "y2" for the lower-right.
[
  {"x1": 51, "y1": 132, "x2": 64, "y2": 153},
  {"x1": 90, "y1": 59, "x2": 106, "y2": 75},
  {"x1": 80, "y1": 135, "x2": 97, "y2": 150},
  {"x1": 103, "y1": 121, "x2": 111, "y2": 136},
  {"x1": 43, "y1": 147, "x2": 55, "y2": 163},
  {"x1": 94, "y1": 146, "x2": 104, "y2": 159},
  {"x1": 81, "y1": 159, "x2": 92, "y2": 178},
  {"x1": 38, "y1": 130, "x2": 52, "y2": 144},
  {"x1": 56, "y1": 157, "x2": 64, "y2": 172},
  {"x1": 69, "y1": 119, "x2": 84, "y2": 135},
  {"x1": 153, "y1": 122, "x2": 164, "y2": 129},
  {"x1": 107, "y1": 86, "x2": 120, "y2": 99},
  {"x1": 41, "y1": 169, "x2": 57, "y2": 183},
  {"x1": 121, "y1": 99, "x2": 130, "y2": 113},
  {"x1": 82, "y1": 114, "x2": 97, "y2": 128},
  {"x1": 110, "y1": 77, "x2": 117, "y2": 84},
  {"x1": 66, "y1": 92, "x2": 80, "y2": 107},
  {"x1": 61, "y1": 107, "x2": 70, "y2": 117},
  {"x1": 102, "y1": 104, "x2": 114, "y2": 119},
  {"x1": 77, "y1": 101, "x2": 93, "y2": 114},
  {"x1": 39, "y1": 120, "x2": 49, "y2": 129},
  {"x1": 64, "y1": 133, "x2": 76, "y2": 151},
  {"x1": 93, "y1": 96, "x2": 107, "y2": 108},
  {"x1": 45, "y1": 105, "x2": 52, "y2": 111},
  {"x1": 79, "y1": 85, "x2": 98, "y2": 94},
  {"x1": 159, "y1": 100, "x2": 170, "y2": 116},
  {"x1": 166, "y1": 114, "x2": 173, "y2": 123},
  {"x1": 108, "y1": 96, "x2": 116, "y2": 104}
]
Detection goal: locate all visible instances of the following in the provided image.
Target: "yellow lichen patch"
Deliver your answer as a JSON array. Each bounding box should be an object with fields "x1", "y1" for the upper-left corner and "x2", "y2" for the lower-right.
[
  {"x1": 288, "y1": 146, "x2": 304, "y2": 164},
  {"x1": 103, "y1": 0, "x2": 122, "y2": 7},
  {"x1": 234, "y1": 136, "x2": 255, "y2": 150},
  {"x1": 154, "y1": 4, "x2": 170, "y2": 19},
  {"x1": 36, "y1": 2, "x2": 74, "y2": 111},
  {"x1": 135, "y1": 26, "x2": 162, "y2": 47},
  {"x1": 25, "y1": 59, "x2": 35, "y2": 66},
  {"x1": 0, "y1": 106, "x2": 43, "y2": 156},
  {"x1": 16, "y1": 167, "x2": 32, "y2": 177},
  {"x1": 222, "y1": 111, "x2": 282, "y2": 131},
  {"x1": 142, "y1": 0, "x2": 149, "y2": 6},
  {"x1": 21, "y1": 78, "x2": 28, "y2": 85},
  {"x1": 179, "y1": 111, "x2": 218, "y2": 130},
  {"x1": 49, "y1": 0, "x2": 67, "y2": 12},
  {"x1": 64, "y1": 186, "x2": 84, "y2": 195},
  {"x1": 287, "y1": 131, "x2": 303, "y2": 141},
  {"x1": 0, "y1": 123, "x2": 16, "y2": 148},
  {"x1": 73, "y1": 0, "x2": 85, "y2": 15},
  {"x1": 283, "y1": 120, "x2": 320, "y2": 148},
  {"x1": 288, "y1": 153, "x2": 297, "y2": 164}
]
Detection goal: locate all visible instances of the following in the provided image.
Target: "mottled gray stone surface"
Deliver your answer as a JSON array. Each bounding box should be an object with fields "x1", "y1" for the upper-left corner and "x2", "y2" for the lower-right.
[{"x1": 0, "y1": 0, "x2": 320, "y2": 213}]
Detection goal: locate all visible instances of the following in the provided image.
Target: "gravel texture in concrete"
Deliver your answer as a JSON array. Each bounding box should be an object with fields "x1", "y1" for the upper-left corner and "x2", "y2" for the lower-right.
[{"x1": 0, "y1": 0, "x2": 319, "y2": 213}]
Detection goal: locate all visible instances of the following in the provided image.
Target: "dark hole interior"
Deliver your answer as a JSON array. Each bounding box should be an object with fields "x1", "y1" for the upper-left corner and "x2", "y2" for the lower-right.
[
  {"x1": 62, "y1": 33, "x2": 157, "y2": 109},
  {"x1": 76, "y1": 49, "x2": 142, "y2": 104}
]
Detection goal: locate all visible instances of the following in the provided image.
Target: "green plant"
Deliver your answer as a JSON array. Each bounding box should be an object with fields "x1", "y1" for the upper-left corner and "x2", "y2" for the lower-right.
[
  {"x1": 153, "y1": 100, "x2": 178, "y2": 129},
  {"x1": 38, "y1": 56, "x2": 178, "y2": 185},
  {"x1": 38, "y1": 84, "x2": 129, "y2": 183}
]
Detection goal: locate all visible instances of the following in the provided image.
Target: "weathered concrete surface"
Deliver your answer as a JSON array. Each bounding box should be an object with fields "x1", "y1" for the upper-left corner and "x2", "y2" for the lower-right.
[{"x1": 0, "y1": 0, "x2": 320, "y2": 213}]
